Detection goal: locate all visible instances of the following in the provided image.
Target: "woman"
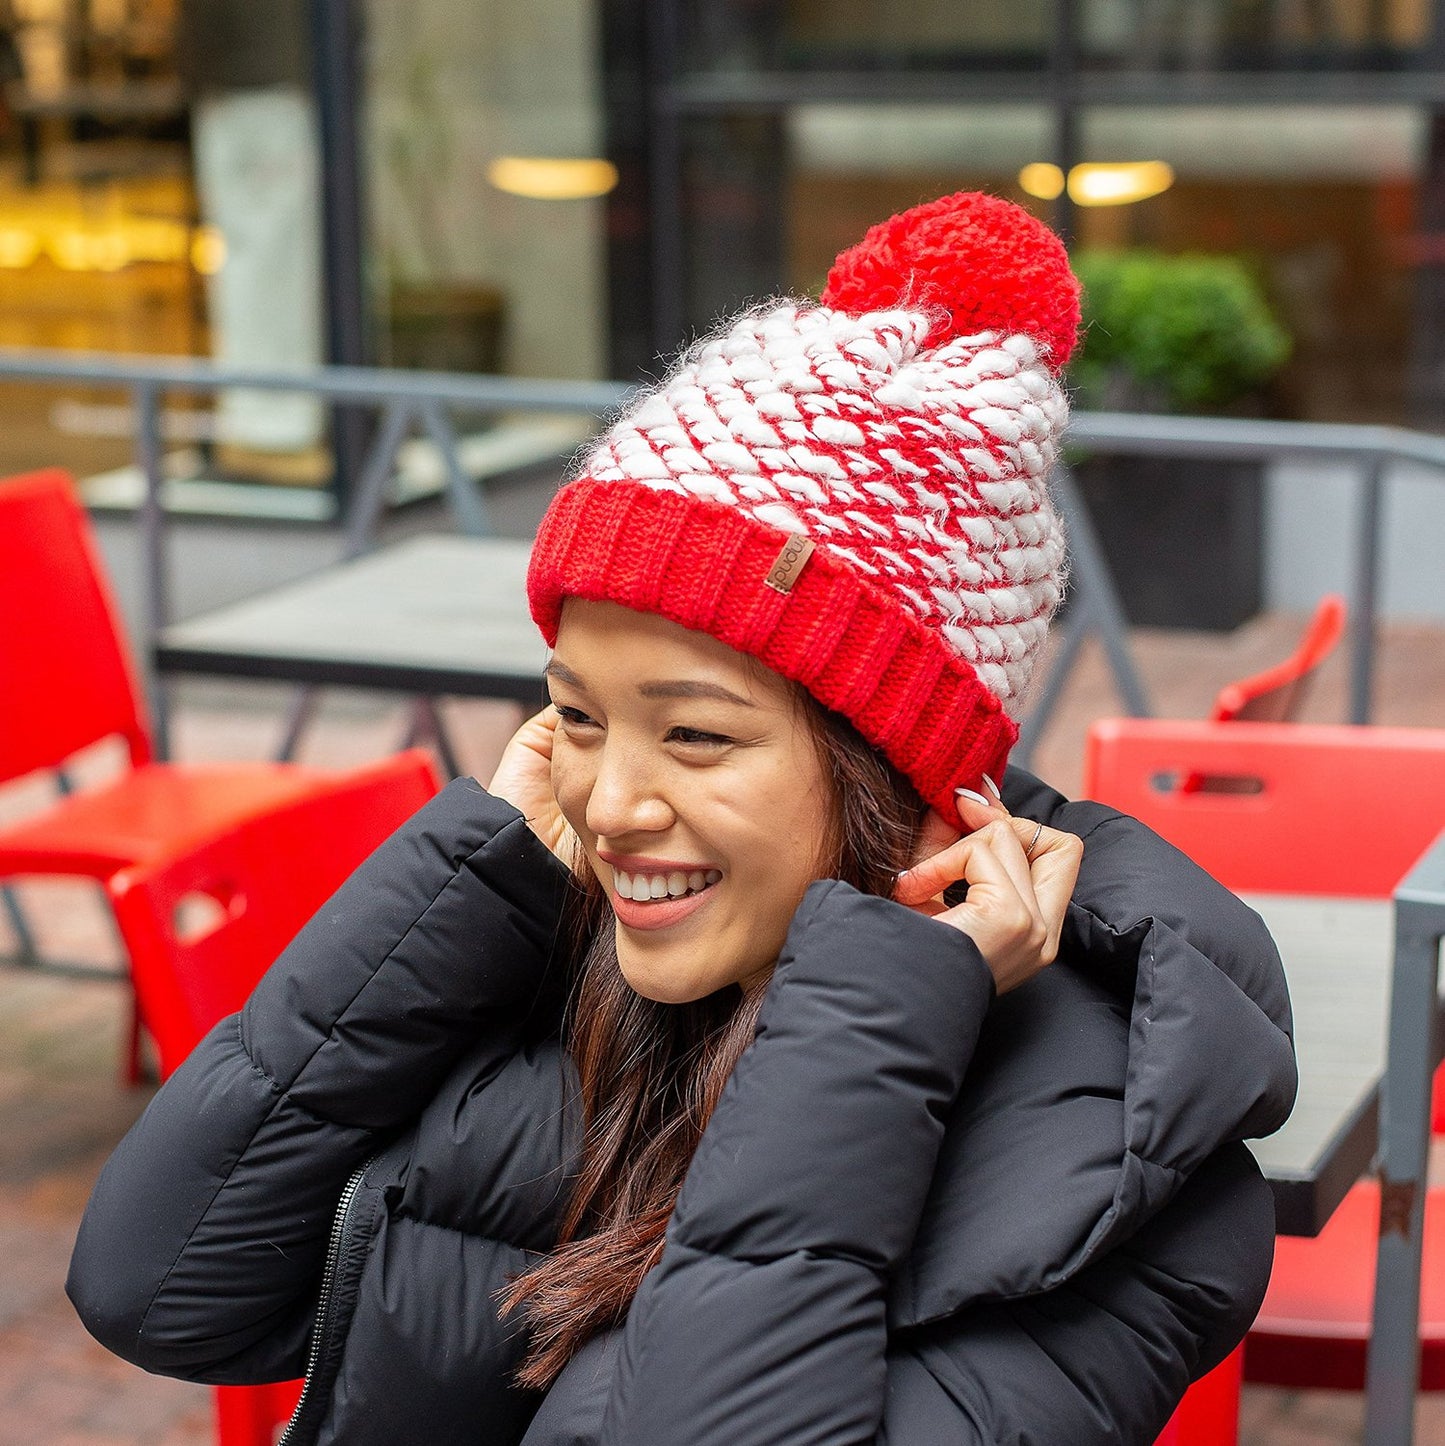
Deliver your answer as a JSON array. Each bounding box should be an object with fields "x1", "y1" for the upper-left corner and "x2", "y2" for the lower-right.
[{"x1": 68, "y1": 192, "x2": 1296, "y2": 1444}]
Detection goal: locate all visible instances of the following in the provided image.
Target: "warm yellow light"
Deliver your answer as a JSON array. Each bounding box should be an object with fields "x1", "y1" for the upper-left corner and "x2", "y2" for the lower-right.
[
  {"x1": 1018, "y1": 163, "x2": 1065, "y2": 201},
  {"x1": 191, "y1": 225, "x2": 227, "y2": 275},
  {"x1": 1017, "y1": 160, "x2": 1174, "y2": 207},
  {"x1": 127, "y1": 218, "x2": 190, "y2": 264},
  {"x1": 90, "y1": 230, "x2": 130, "y2": 272},
  {"x1": 0, "y1": 228, "x2": 39, "y2": 267},
  {"x1": 1068, "y1": 161, "x2": 1174, "y2": 206},
  {"x1": 0, "y1": 208, "x2": 228, "y2": 274},
  {"x1": 49, "y1": 230, "x2": 93, "y2": 270},
  {"x1": 486, "y1": 156, "x2": 619, "y2": 201}
]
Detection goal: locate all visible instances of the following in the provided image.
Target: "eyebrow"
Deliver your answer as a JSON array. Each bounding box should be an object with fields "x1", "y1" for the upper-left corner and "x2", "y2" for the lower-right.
[{"x1": 544, "y1": 660, "x2": 755, "y2": 709}]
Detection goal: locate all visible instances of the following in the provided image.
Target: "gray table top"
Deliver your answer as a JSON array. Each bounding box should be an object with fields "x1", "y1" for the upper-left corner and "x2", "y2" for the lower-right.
[
  {"x1": 156, "y1": 534, "x2": 548, "y2": 705},
  {"x1": 1243, "y1": 893, "x2": 1391, "y2": 1237},
  {"x1": 155, "y1": 535, "x2": 1393, "y2": 1235}
]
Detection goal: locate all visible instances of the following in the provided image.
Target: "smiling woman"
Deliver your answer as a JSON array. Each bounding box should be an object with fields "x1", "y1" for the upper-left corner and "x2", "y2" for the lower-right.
[
  {"x1": 69, "y1": 191, "x2": 1297, "y2": 1446},
  {"x1": 545, "y1": 599, "x2": 837, "y2": 1003}
]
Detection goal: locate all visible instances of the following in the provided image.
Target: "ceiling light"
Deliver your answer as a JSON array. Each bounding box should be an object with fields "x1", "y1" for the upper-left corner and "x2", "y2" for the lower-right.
[
  {"x1": 1018, "y1": 160, "x2": 1174, "y2": 206},
  {"x1": 486, "y1": 157, "x2": 619, "y2": 201},
  {"x1": 1069, "y1": 161, "x2": 1174, "y2": 206},
  {"x1": 1018, "y1": 163, "x2": 1065, "y2": 201}
]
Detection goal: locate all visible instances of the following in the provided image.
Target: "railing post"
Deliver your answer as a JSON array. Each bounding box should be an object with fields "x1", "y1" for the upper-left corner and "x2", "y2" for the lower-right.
[
  {"x1": 1016, "y1": 462, "x2": 1150, "y2": 769},
  {"x1": 418, "y1": 397, "x2": 490, "y2": 536},
  {"x1": 1362, "y1": 830, "x2": 1445, "y2": 1444},
  {"x1": 134, "y1": 380, "x2": 171, "y2": 759},
  {"x1": 1051, "y1": 462, "x2": 1151, "y2": 717},
  {"x1": 342, "y1": 399, "x2": 416, "y2": 556},
  {"x1": 1350, "y1": 455, "x2": 1386, "y2": 726}
]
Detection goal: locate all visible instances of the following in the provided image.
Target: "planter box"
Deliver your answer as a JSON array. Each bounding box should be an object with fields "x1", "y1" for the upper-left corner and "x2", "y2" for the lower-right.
[{"x1": 1072, "y1": 453, "x2": 1264, "y2": 631}]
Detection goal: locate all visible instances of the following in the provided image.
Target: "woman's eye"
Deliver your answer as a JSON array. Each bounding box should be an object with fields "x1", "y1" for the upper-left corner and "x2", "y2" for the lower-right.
[
  {"x1": 553, "y1": 705, "x2": 597, "y2": 728},
  {"x1": 667, "y1": 726, "x2": 732, "y2": 747}
]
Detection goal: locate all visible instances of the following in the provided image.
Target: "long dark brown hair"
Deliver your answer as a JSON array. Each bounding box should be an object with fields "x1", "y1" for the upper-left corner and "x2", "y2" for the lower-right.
[{"x1": 502, "y1": 690, "x2": 929, "y2": 1389}]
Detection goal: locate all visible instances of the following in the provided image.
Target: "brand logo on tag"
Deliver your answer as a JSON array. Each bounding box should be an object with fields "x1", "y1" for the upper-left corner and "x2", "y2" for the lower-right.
[{"x1": 764, "y1": 534, "x2": 816, "y2": 595}]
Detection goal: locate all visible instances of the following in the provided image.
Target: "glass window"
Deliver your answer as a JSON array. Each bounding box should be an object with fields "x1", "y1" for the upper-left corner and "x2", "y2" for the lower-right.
[
  {"x1": 1073, "y1": 104, "x2": 1426, "y2": 423},
  {"x1": 363, "y1": 0, "x2": 610, "y2": 383},
  {"x1": 677, "y1": 103, "x2": 1055, "y2": 339},
  {"x1": 678, "y1": 0, "x2": 1049, "y2": 73},
  {"x1": 1081, "y1": 0, "x2": 1435, "y2": 70},
  {"x1": 0, "y1": 0, "x2": 200, "y2": 481}
]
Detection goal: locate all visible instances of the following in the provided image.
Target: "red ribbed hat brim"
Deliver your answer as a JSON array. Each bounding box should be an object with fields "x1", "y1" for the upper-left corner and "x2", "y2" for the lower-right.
[{"x1": 527, "y1": 477, "x2": 1017, "y2": 822}]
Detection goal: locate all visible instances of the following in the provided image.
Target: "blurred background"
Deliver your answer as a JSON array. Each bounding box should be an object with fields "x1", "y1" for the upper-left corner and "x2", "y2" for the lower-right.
[{"x1": 0, "y1": 0, "x2": 1436, "y2": 622}]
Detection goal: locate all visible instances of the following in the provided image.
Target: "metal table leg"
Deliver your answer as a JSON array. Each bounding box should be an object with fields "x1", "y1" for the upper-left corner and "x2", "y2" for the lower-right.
[{"x1": 1365, "y1": 829, "x2": 1445, "y2": 1444}]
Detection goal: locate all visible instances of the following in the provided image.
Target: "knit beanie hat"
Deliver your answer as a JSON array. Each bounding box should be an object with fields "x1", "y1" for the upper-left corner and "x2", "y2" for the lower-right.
[{"x1": 528, "y1": 191, "x2": 1080, "y2": 824}]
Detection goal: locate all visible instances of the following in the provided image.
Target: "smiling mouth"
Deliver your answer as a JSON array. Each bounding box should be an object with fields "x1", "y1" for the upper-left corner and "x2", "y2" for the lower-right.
[{"x1": 612, "y1": 867, "x2": 722, "y2": 903}]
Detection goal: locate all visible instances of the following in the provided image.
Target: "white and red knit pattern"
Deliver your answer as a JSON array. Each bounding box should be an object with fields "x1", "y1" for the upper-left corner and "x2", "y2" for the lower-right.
[
  {"x1": 580, "y1": 303, "x2": 1067, "y2": 707},
  {"x1": 528, "y1": 190, "x2": 1081, "y2": 819}
]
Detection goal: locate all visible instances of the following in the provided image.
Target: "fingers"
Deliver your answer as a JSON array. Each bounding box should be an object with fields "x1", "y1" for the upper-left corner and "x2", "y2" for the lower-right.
[
  {"x1": 928, "y1": 828, "x2": 1048, "y2": 993},
  {"x1": 896, "y1": 788, "x2": 1025, "y2": 906},
  {"x1": 1023, "y1": 823, "x2": 1084, "y2": 964},
  {"x1": 896, "y1": 809, "x2": 961, "y2": 904},
  {"x1": 894, "y1": 779, "x2": 1084, "y2": 994},
  {"x1": 485, "y1": 707, "x2": 576, "y2": 864}
]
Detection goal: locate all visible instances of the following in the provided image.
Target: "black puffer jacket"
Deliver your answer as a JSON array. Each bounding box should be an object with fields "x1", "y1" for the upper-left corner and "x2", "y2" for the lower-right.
[{"x1": 68, "y1": 768, "x2": 1296, "y2": 1445}]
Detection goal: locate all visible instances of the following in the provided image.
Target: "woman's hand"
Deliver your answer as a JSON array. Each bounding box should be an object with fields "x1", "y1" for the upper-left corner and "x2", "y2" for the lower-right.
[
  {"x1": 894, "y1": 779, "x2": 1083, "y2": 995},
  {"x1": 485, "y1": 707, "x2": 577, "y2": 865}
]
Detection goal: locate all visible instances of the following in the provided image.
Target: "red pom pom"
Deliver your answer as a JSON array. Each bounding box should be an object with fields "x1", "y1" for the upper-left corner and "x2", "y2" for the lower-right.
[{"x1": 820, "y1": 191, "x2": 1081, "y2": 369}]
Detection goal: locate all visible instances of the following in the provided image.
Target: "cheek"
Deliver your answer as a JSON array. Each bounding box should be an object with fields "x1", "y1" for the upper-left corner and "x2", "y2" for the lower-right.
[
  {"x1": 767, "y1": 756, "x2": 838, "y2": 881},
  {"x1": 549, "y1": 743, "x2": 593, "y2": 835}
]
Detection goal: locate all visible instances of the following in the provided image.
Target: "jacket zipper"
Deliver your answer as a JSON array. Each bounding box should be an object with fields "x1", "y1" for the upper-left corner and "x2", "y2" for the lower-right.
[{"x1": 276, "y1": 1154, "x2": 377, "y2": 1446}]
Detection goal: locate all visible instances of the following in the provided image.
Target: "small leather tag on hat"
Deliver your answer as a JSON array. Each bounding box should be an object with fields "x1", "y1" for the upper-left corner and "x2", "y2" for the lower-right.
[{"x1": 764, "y1": 534, "x2": 815, "y2": 594}]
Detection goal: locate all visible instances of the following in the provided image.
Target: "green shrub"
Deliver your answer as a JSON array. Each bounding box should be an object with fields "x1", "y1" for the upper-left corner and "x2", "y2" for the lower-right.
[{"x1": 1070, "y1": 249, "x2": 1291, "y2": 413}]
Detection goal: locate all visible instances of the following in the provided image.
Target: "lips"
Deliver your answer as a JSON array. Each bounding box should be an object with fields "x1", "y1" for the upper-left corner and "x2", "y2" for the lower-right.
[{"x1": 606, "y1": 864, "x2": 723, "y2": 933}]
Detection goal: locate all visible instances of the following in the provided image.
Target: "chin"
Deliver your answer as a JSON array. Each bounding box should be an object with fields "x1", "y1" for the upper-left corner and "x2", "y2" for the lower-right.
[{"x1": 617, "y1": 955, "x2": 708, "y2": 1006}]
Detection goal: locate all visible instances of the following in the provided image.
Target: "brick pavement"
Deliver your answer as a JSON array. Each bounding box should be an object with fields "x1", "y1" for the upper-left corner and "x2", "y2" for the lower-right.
[{"x1": 2, "y1": 616, "x2": 1444, "y2": 1445}]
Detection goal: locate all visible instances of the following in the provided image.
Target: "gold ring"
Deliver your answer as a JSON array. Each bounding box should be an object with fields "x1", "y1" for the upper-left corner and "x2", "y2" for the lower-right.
[{"x1": 1026, "y1": 820, "x2": 1045, "y2": 857}]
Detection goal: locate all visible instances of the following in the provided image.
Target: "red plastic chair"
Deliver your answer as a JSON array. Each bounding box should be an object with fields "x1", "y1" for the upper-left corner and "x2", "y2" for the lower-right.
[
  {"x1": 0, "y1": 468, "x2": 373, "y2": 1080},
  {"x1": 106, "y1": 748, "x2": 439, "y2": 1079},
  {"x1": 104, "y1": 748, "x2": 440, "y2": 1445},
  {"x1": 1085, "y1": 717, "x2": 1445, "y2": 1396},
  {"x1": 1209, "y1": 594, "x2": 1347, "y2": 724},
  {"x1": 1154, "y1": 1345, "x2": 1244, "y2": 1444}
]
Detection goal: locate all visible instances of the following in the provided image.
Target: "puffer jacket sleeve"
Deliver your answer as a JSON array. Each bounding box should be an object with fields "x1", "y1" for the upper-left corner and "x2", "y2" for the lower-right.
[
  {"x1": 878, "y1": 1141, "x2": 1276, "y2": 1444},
  {"x1": 66, "y1": 778, "x2": 571, "y2": 1384},
  {"x1": 597, "y1": 880, "x2": 996, "y2": 1445},
  {"x1": 1012, "y1": 766, "x2": 1297, "y2": 1172}
]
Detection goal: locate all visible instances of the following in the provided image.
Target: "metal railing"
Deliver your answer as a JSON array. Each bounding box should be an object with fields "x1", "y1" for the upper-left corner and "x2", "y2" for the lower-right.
[
  {"x1": 0, "y1": 348, "x2": 630, "y2": 756},
  {"x1": 0, "y1": 348, "x2": 1439, "y2": 762},
  {"x1": 1065, "y1": 409, "x2": 1445, "y2": 731}
]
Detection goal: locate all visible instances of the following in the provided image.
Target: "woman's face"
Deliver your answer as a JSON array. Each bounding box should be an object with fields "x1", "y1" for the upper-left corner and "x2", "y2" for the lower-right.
[{"x1": 547, "y1": 599, "x2": 836, "y2": 1004}]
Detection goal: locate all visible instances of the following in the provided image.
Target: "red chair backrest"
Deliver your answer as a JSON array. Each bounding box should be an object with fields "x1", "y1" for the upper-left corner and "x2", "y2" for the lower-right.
[
  {"x1": 0, "y1": 468, "x2": 152, "y2": 781},
  {"x1": 1210, "y1": 594, "x2": 1347, "y2": 724},
  {"x1": 107, "y1": 750, "x2": 440, "y2": 1078},
  {"x1": 1084, "y1": 718, "x2": 1445, "y2": 897}
]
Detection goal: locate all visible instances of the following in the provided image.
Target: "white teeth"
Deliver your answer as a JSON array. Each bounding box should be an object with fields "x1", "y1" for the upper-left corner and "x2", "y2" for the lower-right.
[{"x1": 612, "y1": 867, "x2": 722, "y2": 903}]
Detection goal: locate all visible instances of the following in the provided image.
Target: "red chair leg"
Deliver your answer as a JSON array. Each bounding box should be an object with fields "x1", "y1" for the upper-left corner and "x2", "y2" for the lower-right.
[
  {"x1": 214, "y1": 1381, "x2": 304, "y2": 1446},
  {"x1": 1155, "y1": 1344, "x2": 1243, "y2": 1446}
]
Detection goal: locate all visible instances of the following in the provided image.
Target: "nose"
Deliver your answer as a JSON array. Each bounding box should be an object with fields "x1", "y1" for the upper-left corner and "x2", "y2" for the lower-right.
[{"x1": 584, "y1": 737, "x2": 674, "y2": 841}]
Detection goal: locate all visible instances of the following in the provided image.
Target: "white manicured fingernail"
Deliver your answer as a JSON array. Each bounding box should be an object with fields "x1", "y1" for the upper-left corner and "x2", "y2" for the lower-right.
[
  {"x1": 982, "y1": 773, "x2": 1002, "y2": 801},
  {"x1": 955, "y1": 787, "x2": 991, "y2": 809}
]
